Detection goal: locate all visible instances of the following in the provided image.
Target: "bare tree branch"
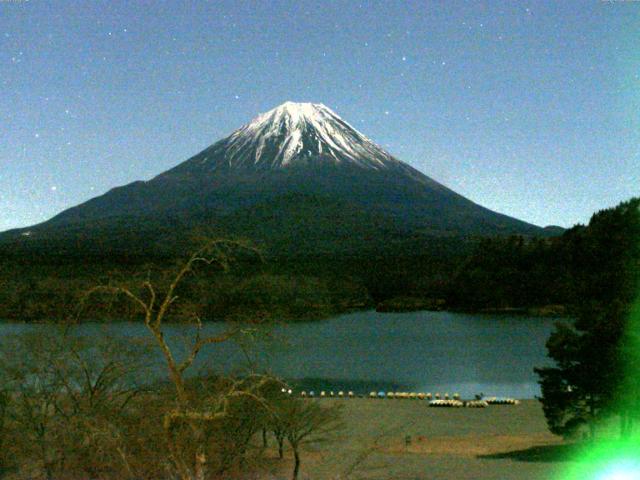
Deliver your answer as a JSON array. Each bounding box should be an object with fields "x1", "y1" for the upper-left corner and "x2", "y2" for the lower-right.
[{"x1": 77, "y1": 238, "x2": 266, "y2": 480}]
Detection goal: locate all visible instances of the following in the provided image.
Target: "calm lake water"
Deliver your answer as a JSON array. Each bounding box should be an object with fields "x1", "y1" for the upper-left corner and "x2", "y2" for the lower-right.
[{"x1": 0, "y1": 310, "x2": 560, "y2": 398}]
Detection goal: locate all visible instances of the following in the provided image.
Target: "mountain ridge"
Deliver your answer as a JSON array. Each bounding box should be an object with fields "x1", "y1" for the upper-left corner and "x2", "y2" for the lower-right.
[{"x1": 0, "y1": 101, "x2": 551, "y2": 256}]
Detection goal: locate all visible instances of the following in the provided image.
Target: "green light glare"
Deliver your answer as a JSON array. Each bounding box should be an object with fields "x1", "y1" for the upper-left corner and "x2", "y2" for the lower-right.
[
  {"x1": 594, "y1": 460, "x2": 640, "y2": 480},
  {"x1": 558, "y1": 204, "x2": 640, "y2": 480},
  {"x1": 560, "y1": 442, "x2": 640, "y2": 480}
]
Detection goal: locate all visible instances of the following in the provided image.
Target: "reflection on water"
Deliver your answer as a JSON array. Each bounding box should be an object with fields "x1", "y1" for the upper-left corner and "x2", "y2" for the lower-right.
[{"x1": 0, "y1": 310, "x2": 558, "y2": 398}]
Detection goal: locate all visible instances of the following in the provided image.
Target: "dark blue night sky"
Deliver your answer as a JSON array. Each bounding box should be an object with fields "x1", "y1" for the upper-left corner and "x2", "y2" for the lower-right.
[{"x1": 2, "y1": 0, "x2": 638, "y2": 230}]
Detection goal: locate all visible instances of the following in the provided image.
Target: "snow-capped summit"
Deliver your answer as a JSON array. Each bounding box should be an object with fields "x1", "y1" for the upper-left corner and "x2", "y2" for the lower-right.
[{"x1": 177, "y1": 101, "x2": 407, "y2": 172}]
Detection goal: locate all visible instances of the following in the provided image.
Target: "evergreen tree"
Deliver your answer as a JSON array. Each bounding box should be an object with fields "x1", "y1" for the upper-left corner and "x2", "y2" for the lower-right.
[{"x1": 535, "y1": 198, "x2": 640, "y2": 439}]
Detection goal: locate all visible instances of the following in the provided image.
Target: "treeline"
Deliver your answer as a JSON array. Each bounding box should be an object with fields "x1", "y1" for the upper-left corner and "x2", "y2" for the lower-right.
[
  {"x1": 0, "y1": 266, "x2": 371, "y2": 323},
  {"x1": 534, "y1": 197, "x2": 640, "y2": 439},
  {"x1": 0, "y1": 198, "x2": 637, "y2": 322},
  {"x1": 447, "y1": 197, "x2": 640, "y2": 314},
  {"x1": 0, "y1": 241, "x2": 465, "y2": 322}
]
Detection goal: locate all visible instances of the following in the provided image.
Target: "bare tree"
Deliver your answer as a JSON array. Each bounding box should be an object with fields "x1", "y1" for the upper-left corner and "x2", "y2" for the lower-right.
[
  {"x1": 270, "y1": 398, "x2": 342, "y2": 480},
  {"x1": 0, "y1": 330, "x2": 151, "y2": 480},
  {"x1": 82, "y1": 238, "x2": 271, "y2": 480},
  {"x1": 0, "y1": 331, "x2": 71, "y2": 479}
]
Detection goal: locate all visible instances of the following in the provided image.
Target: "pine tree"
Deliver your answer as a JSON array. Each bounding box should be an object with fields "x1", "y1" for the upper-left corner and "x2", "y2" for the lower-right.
[{"x1": 535, "y1": 198, "x2": 640, "y2": 439}]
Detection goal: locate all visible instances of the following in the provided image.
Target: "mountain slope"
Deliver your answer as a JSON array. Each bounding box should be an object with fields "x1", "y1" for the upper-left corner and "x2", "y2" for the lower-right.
[{"x1": 0, "y1": 102, "x2": 547, "y2": 256}]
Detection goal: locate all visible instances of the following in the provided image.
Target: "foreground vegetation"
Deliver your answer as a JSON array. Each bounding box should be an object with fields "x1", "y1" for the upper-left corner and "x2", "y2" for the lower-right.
[
  {"x1": 1, "y1": 241, "x2": 344, "y2": 480},
  {"x1": 2, "y1": 333, "x2": 639, "y2": 480},
  {"x1": 0, "y1": 331, "x2": 343, "y2": 480}
]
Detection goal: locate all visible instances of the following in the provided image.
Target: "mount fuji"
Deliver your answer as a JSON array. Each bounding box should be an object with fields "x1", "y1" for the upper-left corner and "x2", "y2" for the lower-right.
[{"x1": 2, "y1": 102, "x2": 547, "y2": 256}]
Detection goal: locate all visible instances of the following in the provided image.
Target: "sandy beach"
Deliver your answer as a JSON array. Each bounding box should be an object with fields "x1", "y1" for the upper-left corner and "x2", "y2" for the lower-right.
[{"x1": 264, "y1": 398, "x2": 571, "y2": 480}]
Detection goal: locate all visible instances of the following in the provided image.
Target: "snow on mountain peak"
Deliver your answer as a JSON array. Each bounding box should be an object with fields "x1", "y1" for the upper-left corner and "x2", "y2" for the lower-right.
[
  {"x1": 261, "y1": 101, "x2": 332, "y2": 125},
  {"x1": 210, "y1": 101, "x2": 402, "y2": 170}
]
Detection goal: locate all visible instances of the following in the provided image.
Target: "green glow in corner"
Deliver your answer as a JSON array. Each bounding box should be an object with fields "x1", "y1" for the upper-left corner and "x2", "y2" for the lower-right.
[
  {"x1": 558, "y1": 214, "x2": 640, "y2": 480},
  {"x1": 595, "y1": 463, "x2": 640, "y2": 480},
  {"x1": 560, "y1": 441, "x2": 640, "y2": 480}
]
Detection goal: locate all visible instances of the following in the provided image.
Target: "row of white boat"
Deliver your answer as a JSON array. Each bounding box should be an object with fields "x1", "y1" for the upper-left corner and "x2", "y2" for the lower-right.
[{"x1": 291, "y1": 389, "x2": 519, "y2": 407}]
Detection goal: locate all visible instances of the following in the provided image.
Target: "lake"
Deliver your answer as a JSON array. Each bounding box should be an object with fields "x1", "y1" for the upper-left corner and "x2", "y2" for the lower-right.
[{"x1": 0, "y1": 310, "x2": 560, "y2": 398}]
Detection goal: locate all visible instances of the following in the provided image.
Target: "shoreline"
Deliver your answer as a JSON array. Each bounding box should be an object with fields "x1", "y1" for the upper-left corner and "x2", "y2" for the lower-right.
[{"x1": 0, "y1": 303, "x2": 571, "y2": 324}]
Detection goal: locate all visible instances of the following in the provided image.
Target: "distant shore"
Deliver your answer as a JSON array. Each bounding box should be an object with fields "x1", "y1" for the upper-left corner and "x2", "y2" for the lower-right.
[
  {"x1": 375, "y1": 296, "x2": 569, "y2": 318},
  {"x1": 0, "y1": 301, "x2": 570, "y2": 324}
]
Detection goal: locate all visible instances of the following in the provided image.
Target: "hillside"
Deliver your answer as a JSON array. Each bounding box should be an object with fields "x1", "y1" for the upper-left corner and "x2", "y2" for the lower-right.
[{"x1": 0, "y1": 102, "x2": 547, "y2": 259}]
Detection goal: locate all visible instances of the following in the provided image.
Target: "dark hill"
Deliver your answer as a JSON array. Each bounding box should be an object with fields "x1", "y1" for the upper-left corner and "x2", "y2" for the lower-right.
[{"x1": 0, "y1": 102, "x2": 550, "y2": 258}]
